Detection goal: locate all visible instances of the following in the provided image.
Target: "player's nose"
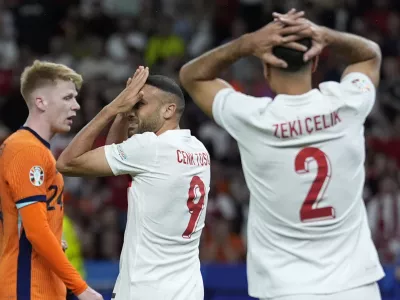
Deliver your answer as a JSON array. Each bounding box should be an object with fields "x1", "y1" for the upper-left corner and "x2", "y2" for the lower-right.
[{"x1": 72, "y1": 99, "x2": 81, "y2": 111}]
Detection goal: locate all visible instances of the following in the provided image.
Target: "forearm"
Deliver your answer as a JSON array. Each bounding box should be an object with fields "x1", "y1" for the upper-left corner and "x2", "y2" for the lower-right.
[
  {"x1": 21, "y1": 205, "x2": 87, "y2": 295},
  {"x1": 58, "y1": 106, "x2": 116, "y2": 166},
  {"x1": 106, "y1": 114, "x2": 128, "y2": 145},
  {"x1": 180, "y1": 34, "x2": 252, "y2": 84},
  {"x1": 323, "y1": 27, "x2": 381, "y2": 64}
]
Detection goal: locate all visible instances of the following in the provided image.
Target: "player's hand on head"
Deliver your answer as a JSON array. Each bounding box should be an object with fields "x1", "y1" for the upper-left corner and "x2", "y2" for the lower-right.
[
  {"x1": 108, "y1": 66, "x2": 149, "y2": 114},
  {"x1": 77, "y1": 286, "x2": 103, "y2": 300},
  {"x1": 248, "y1": 8, "x2": 310, "y2": 68},
  {"x1": 273, "y1": 12, "x2": 327, "y2": 62}
]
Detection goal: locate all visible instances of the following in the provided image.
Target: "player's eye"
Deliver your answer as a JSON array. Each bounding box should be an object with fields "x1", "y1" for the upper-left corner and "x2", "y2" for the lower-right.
[{"x1": 135, "y1": 102, "x2": 144, "y2": 108}]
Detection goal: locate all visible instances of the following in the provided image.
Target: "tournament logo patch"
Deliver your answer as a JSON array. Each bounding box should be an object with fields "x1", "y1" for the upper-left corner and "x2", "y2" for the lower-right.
[
  {"x1": 29, "y1": 166, "x2": 44, "y2": 186},
  {"x1": 116, "y1": 144, "x2": 127, "y2": 160},
  {"x1": 351, "y1": 78, "x2": 371, "y2": 92}
]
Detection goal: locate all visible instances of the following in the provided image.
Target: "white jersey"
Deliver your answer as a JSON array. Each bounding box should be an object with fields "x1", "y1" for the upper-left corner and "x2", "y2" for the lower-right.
[
  {"x1": 104, "y1": 130, "x2": 210, "y2": 300},
  {"x1": 212, "y1": 72, "x2": 384, "y2": 299}
]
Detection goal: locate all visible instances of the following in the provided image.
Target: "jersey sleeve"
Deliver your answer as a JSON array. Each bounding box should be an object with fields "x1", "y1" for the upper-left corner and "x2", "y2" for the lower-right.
[
  {"x1": 4, "y1": 147, "x2": 49, "y2": 209},
  {"x1": 104, "y1": 132, "x2": 158, "y2": 176},
  {"x1": 19, "y1": 203, "x2": 88, "y2": 295},
  {"x1": 339, "y1": 72, "x2": 376, "y2": 119},
  {"x1": 212, "y1": 88, "x2": 272, "y2": 141}
]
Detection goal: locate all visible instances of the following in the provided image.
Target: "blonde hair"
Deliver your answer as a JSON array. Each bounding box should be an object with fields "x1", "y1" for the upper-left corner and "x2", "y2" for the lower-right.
[{"x1": 20, "y1": 60, "x2": 83, "y2": 101}]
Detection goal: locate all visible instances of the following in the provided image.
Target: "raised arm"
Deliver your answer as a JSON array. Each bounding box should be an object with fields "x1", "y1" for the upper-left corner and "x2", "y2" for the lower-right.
[
  {"x1": 274, "y1": 13, "x2": 382, "y2": 87},
  {"x1": 179, "y1": 9, "x2": 308, "y2": 117},
  {"x1": 57, "y1": 67, "x2": 149, "y2": 177},
  {"x1": 105, "y1": 114, "x2": 129, "y2": 145},
  {"x1": 324, "y1": 28, "x2": 381, "y2": 87},
  {"x1": 106, "y1": 78, "x2": 136, "y2": 145}
]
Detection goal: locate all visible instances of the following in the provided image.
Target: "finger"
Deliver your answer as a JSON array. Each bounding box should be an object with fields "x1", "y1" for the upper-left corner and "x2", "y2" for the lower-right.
[
  {"x1": 272, "y1": 12, "x2": 285, "y2": 19},
  {"x1": 293, "y1": 11, "x2": 305, "y2": 20},
  {"x1": 304, "y1": 44, "x2": 321, "y2": 62},
  {"x1": 142, "y1": 67, "x2": 150, "y2": 81},
  {"x1": 274, "y1": 15, "x2": 307, "y2": 26},
  {"x1": 133, "y1": 66, "x2": 147, "y2": 81},
  {"x1": 283, "y1": 41, "x2": 308, "y2": 52},
  {"x1": 281, "y1": 29, "x2": 312, "y2": 42},
  {"x1": 134, "y1": 66, "x2": 144, "y2": 78},
  {"x1": 129, "y1": 67, "x2": 148, "y2": 91},
  {"x1": 280, "y1": 23, "x2": 310, "y2": 35},
  {"x1": 277, "y1": 8, "x2": 296, "y2": 17},
  {"x1": 137, "y1": 67, "x2": 149, "y2": 83},
  {"x1": 133, "y1": 68, "x2": 140, "y2": 77},
  {"x1": 274, "y1": 10, "x2": 304, "y2": 19},
  {"x1": 274, "y1": 16, "x2": 300, "y2": 26},
  {"x1": 132, "y1": 91, "x2": 144, "y2": 104},
  {"x1": 126, "y1": 77, "x2": 132, "y2": 87},
  {"x1": 287, "y1": 8, "x2": 296, "y2": 15},
  {"x1": 262, "y1": 53, "x2": 288, "y2": 68}
]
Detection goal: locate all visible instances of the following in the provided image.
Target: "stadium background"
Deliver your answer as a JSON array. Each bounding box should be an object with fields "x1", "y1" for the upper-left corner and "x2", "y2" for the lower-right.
[{"x1": 1, "y1": 0, "x2": 400, "y2": 299}]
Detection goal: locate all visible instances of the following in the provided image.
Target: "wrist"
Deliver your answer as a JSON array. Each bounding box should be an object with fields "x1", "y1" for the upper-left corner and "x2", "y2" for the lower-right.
[
  {"x1": 238, "y1": 33, "x2": 256, "y2": 56},
  {"x1": 102, "y1": 105, "x2": 119, "y2": 121},
  {"x1": 321, "y1": 26, "x2": 335, "y2": 47}
]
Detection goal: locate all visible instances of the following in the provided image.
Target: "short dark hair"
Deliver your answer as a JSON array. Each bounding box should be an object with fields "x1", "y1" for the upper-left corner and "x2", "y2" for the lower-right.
[
  {"x1": 146, "y1": 75, "x2": 185, "y2": 116},
  {"x1": 272, "y1": 38, "x2": 312, "y2": 72}
]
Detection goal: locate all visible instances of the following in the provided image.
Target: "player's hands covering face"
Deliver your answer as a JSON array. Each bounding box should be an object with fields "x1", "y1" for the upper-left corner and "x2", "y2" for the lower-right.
[
  {"x1": 108, "y1": 66, "x2": 149, "y2": 114},
  {"x1": 273, "y1": 11, "x2": 327, "y2": 62},
  {"x1": 248, "y1": 9, "x2": 310, "y2": 68}
]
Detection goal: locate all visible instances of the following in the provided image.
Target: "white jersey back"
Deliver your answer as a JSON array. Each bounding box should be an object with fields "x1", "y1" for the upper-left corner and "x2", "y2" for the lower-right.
[
  {"x1": 212, "y1": 73, "x2": 384, "y2": 298},
  {"x1": 104, "y1": 130, "x2": 210, "y2": 300}
]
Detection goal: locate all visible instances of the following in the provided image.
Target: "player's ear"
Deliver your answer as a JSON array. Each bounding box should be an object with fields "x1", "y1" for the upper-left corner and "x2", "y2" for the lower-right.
[
  {"x1": 34, "y1": 97, "x2": 47, "y2": 112},
  {"x1": 312, "y1": 56, "x2": 319, "y2": 73},
  {"x1": 163, "y1": 103, "x2": 176, "y2": 119}
]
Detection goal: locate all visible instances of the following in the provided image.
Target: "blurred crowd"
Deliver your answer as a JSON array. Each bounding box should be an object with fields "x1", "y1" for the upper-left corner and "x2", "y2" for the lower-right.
[{"x1": 1, "y1": 0, "x2": 400, "y2": 269}]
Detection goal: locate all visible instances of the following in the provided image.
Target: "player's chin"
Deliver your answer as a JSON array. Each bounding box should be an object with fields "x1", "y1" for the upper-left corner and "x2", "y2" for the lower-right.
[
  {"x1": 127, "y1": 129, "x2": 136, "y2": 137},
  {"x1": 55, "y1": 124, "x2": 72, "y2": 134},
  {"x1": 127, "y1": 125, "x2": 138, "y2": 137}
]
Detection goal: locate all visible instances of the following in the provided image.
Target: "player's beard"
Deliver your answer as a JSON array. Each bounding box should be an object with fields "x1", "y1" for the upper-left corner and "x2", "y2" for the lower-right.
[
  {"x1": 136, "y1": 113, "x2": 162, "y2": 134},
  {"x1": 127, "y1": 128, "x2": 136, "y2": 137}
]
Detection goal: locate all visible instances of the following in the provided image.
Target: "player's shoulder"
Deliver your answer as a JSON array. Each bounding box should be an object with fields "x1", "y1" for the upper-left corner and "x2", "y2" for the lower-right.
[
  {"x1": 189, "y1": 133, "x2": 209, "y2": 152},
  {"x1": 118, "y1": 132, "x2": 158, "y2": 156},
  {"x1": 319, "y1": 72, "x2": 375, "y2": 99},
  {"x1": 1, "y1": 129, "x2": 51, "y2": 162},
  {"x1": 215, "y1": 88, "x2": 273, "y2": 108},
  {"x1": 126, "y1": 132, "x2": 158, "y2": 145}
]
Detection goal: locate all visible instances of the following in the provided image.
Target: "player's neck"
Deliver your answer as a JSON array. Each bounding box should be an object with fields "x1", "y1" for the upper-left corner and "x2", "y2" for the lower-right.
[
  {"x1": 155, "y1": 122, "x2": 180, "y2": 136},
  {"x1": 24, "y1": 114, "x2": 54, "y2": 143},
  {"x1": 271, "y1": 73, "x2": 313, "y2": 96}
]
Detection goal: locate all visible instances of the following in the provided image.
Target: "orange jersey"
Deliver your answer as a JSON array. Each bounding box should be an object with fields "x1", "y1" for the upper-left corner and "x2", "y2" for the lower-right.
[{"x1": 0, "y1": 127, "x2": 86, "y2": 300}]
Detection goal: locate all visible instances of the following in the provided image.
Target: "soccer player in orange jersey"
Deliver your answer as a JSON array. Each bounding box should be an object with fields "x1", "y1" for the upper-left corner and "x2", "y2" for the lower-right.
[{"x1": 0, "y1": 60, "x2": 103, "y2": 300}]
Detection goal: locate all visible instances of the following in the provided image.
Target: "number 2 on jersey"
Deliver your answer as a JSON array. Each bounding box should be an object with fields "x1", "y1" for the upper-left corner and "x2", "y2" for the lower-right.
[
  {"x1": 182, "y1": 176, "x2": 206, "y2": 239},
  {"x1": 295, "y1": 147, "x2": 335, "y2": 222}
]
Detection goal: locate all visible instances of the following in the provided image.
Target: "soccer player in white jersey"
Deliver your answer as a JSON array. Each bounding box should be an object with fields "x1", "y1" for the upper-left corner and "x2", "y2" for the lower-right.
[
  {"x1": 57, "y1": 67, "x2": 211, "y2": 300},
  {"x1": 180, "y1": 8, "x2": 383, "y2": 300}
]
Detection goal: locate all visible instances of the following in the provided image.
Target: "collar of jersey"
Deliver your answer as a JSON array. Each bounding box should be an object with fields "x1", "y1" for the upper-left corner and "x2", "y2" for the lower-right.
[
  {"x1": 273, "y1": 89, "x2": 320, "y2": 104},
  {"x1": 20, "y1": 126, "x2": 51, "y2": 149},
  {"x1": 160, "y1": 129, "x2": 191, "y2": 137}
]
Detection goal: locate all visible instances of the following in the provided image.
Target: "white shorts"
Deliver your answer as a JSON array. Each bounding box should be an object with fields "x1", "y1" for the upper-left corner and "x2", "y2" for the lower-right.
[
  {"x1": 261, "y1": 283, "x2": 381, "y2": 300},
  {"x1": 112, "y1": 272, "x2": 204, "y2": 300}
]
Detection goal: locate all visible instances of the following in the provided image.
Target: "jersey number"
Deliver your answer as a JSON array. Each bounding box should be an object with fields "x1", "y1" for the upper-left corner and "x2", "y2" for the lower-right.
[
  {"x1": 47, "y1": 185, "x2": 63, "y2": 211},
  {"x1": 182, "y1": 176, "x2": 206, "y2": 239},
  {"x1": 295, "y1": 147, "x2": 335, "y2": 222}
]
